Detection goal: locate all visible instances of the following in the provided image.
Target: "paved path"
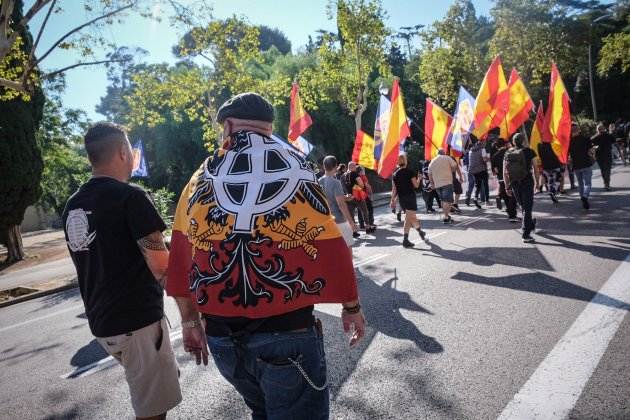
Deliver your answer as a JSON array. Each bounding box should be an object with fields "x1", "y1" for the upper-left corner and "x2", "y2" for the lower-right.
[{"x1": 0, "y1": 165, "x2": 629, "y2": 419}]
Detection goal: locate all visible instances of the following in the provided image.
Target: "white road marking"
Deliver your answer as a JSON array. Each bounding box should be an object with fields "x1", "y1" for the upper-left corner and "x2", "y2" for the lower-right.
[
  {"x1": 455, "y1": 216, "x2": 485, "y2": 227},
  {"x1": 497, "y1": 253, "x2": 630, "y2": 420},
  {"x1": 61, "y1": 329, "x2": 184, "y2": 379},
  {"x1": 427, "y1": 232, "x2": 446, "y2": 240},
  {"x1": 355, "y1": 253, "x2": 389, "y2": 267},
  {"x1": 0, "y1": 304, "x2": 84, "y2": 334}
]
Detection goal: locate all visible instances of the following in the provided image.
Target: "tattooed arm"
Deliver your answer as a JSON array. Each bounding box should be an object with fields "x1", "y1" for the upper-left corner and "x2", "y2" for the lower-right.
[{"x1": 137, "y1": 231, "x2": 169, "y2": 287}]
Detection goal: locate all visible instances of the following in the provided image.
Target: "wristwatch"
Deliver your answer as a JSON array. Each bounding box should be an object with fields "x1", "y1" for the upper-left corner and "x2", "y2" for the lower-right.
[
  {"x1": 181, "y1": 319, "x2": 201, "y2": 329},
  {"x1": 342, "y1": 303, "x2": 362, "y2": 314}
]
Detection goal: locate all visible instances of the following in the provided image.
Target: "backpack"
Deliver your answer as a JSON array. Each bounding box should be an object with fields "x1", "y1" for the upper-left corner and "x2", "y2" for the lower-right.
[
  {"x1": 504, "y1": 147, "x2": 528, "y2": 183},
  {"x1": 468, "y1": 143, "x2": 486, "y2": 175}
]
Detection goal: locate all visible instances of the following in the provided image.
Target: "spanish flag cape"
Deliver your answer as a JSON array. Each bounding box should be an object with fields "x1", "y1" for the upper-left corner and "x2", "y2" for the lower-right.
[{"x1": 166, "y1": 130, "x2": 358, "y2": 317}]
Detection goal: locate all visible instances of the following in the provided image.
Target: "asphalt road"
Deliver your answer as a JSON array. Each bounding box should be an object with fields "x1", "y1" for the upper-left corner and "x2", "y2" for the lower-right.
[{"x1": 1, "y1": 165, "x2": 629, "y2": 420}]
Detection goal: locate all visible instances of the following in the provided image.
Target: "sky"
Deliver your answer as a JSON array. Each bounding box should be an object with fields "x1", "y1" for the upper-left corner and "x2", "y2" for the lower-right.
[{"x1": 30, "y1": 0, "x2": 496, "y2": 121}]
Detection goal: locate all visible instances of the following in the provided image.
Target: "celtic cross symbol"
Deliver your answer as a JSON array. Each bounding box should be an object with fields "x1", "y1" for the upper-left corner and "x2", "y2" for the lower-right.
[{"x1": 205, "y1": 133, "x2": 316, "y2": 233}]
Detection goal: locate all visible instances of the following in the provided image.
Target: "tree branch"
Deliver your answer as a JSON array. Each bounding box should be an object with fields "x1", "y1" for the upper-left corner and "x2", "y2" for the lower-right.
[
  {"x1": 34, "y1": 2, "x2": 135, "y2": 67},
  {"x1": 0, "y1": 0, "x2": 52, "y2": 61},
  {"x1": 42, "y1": 58, "x2": 130, "y2": 80},
  {"x1": 0, "y1": 76, "x2": 28, "y2": 93},
  {"x1": 23, "y1": 0, "x2": 57, "y2": 82}
]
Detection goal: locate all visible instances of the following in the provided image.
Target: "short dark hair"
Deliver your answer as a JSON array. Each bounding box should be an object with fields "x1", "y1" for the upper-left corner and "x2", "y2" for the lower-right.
[
  {"x1": 323, "y1": 155, "x2": 338, "y2": 171},
  {"x1": 84, "y1": 122, "x2": 127, "y2": 166},
  {"x1": 512, "y1": 133, "x2": 525, "y2": 148}
]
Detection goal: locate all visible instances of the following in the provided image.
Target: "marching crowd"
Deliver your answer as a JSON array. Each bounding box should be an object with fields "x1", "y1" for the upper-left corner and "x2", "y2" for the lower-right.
[
  {"x1": 320, "y1": 119, "x2": 630, "y2": 246},
  {"x1": 61, "y1": 89, "x2": 628, "y2": 420}
]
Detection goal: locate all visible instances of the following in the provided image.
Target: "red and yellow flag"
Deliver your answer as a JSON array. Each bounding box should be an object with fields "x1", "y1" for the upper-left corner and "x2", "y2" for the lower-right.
[
  {"x1": 530, "y1": 101, "x2": 544, "y2": 158},
  {"x1": 499, "y1": 68, "x2": 534, "y2": 140},
  {"x1": 166, "y1": 131, "x2": 358, "y2": 318},
  {"x1": 543, "y1": 63, "x2": 571, "y2": 164},
  {"x1": 352, "y1": 130, "x2": 377, "y2": 170},
  {"x1": 424, "y1": 99, "x2": 453, "y2": 160},
  {"x1": 473, "y1": 56, "x2": 509, "y2": 139},
  {"x1": 288, "y1": 83, "x2": 313, "y2": 142},
  {"x1": 378, "y1": 79, "x2": 410, "y2": 178}
]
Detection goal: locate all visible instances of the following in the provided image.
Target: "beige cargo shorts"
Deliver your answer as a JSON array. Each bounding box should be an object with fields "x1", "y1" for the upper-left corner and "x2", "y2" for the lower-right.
[{"x1": 97, "y1": 318, "x2": 182, "y2": 418}]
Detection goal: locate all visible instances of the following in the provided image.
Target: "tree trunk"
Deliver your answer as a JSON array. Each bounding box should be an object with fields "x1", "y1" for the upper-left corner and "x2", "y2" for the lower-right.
[
  {"x1": 4, "y1": 225, "x2": 25, "y2": 263},
  {"x1": 354, "y1": 84, "x2": 368, "y2": 132}
]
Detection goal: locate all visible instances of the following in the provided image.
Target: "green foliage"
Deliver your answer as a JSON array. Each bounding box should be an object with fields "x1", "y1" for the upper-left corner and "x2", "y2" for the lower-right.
[
  {"x1": 133, "y1": 181, "x2": 176, "y2": 231},
  {"x1": 0, "y1": 0, "x2": 45, "y2": 233},
  {"x1": 37, "y1": 97, "x2": 91, "y2": 216},
  {"x1": 598, "y1": 16, "x2": 630, "y2": 75},
  {"x1": 405, "y1": 142, "x2": 423, "y2": 173}
]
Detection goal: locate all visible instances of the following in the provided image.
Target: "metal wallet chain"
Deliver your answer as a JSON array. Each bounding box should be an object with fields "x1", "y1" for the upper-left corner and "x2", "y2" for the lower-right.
[{"x1": 288, "y1": 357, "x2": 328, "y2": 391}]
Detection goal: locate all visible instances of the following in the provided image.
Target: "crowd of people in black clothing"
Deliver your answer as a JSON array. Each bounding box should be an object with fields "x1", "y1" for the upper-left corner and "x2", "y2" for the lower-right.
[{"x1": 317, "y1": 118, "x2": 628, "y2": 246}]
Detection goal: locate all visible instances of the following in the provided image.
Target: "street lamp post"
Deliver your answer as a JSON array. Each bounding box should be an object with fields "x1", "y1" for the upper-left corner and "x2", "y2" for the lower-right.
[{"x1": 588, "y1": 13, "x2": 614, "y2": 122}]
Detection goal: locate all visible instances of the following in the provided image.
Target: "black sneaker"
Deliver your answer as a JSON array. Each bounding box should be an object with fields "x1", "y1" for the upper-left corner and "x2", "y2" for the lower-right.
[
  {"x1": 509, "y1": 217, "x2": 518, "y2": 223},
  {"x1": 402, "y1": 239, "x2": 415, "y2": 248},
  {"x1": 352, "y1": 231, "x2": 360, "y2": 238},
  {"x1": 426, "y1": 208, "x2": 436, "y2": 214},
  {"x1": 550, "y1": 193, "x2": 558, "y2": 203},
  {"x1": 465, "y1": 197, "x2": 471, "y2": 206},
  {"x1": 581, "y1": 197, "x2": 590, "y2": 210},
  {"x1": 443, "y1": 217, "x2": 454, "y2": 224},
  {"x1": 452, "y1": 206, "x2": 462, "y2": 215},
  {"x1": 496, "y1": 197, "x2": 503, "y2": 210},
  {"x1": 417, "y1": 229, "x2": 426, "y2": 241},
  {"x1": 522, "y1": 236, "x2": 535, "y2": 243},
  {"x1": 396, "y1": 212, "x2": 402, "y2": 222},
  {"x1": 473, "y1": 199, "x2": 482, "y2": 209}
]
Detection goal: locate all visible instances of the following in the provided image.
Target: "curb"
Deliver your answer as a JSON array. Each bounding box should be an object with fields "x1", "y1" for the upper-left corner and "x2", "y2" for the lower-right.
[{"x1": 0, "y1": 278, "x2": 78, "y2": 309}]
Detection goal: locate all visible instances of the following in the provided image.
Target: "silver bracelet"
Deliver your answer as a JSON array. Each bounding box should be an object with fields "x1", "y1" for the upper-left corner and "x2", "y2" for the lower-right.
[{"x1": 181, "y1": 319, "x2": 201, "y2": 329}]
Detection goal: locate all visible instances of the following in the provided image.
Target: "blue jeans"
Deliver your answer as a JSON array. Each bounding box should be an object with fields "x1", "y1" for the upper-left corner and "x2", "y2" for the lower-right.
[
  {"x1": 574, "y1": 167, "x2": 593, "y2": 198},
  {"x1": 207, "y1": 326, "x2": 329, "y2": 420}
]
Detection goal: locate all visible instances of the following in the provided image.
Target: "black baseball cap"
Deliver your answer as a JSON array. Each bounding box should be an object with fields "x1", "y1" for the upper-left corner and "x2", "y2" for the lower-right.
[{"x1": 216, "y1": 92, "x2": 274, "y2": 124}]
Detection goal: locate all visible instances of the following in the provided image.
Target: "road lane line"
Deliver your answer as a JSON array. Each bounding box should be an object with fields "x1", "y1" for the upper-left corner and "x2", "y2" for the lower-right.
[
  {"x1": 0, "y1": 304, "x2": 84, "y2": 334},
  {"x1": 497, "y1": 254, "x2": 630, "y2": 420},
  {"x1": 61, "y1": 330, "x2": 184, "y2": 379},
  {"x1": 355, "y1": 253, "x2": 389, "y2": 267}
]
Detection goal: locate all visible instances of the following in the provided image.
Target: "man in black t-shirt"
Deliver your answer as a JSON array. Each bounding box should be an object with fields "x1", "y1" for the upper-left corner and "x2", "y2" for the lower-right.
[
  {"x1": 62, "y1": 122, "x2": 181, "y2": 419},
  {"x1": 592, "y1": 123, "x2": 615, "y2": 190},
  {"x1": 569, "y1": 123, "x2": 595, "y2": 209},
  {"x1": 390, "y1": 154, "x2": 426, "y2": 248},
  {"x1": 504, "y1": 133, "x2": 540, "y2": 243}
]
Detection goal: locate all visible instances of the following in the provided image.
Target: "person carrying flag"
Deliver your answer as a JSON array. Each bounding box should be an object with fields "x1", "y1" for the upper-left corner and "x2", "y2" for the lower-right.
[{"x1": 166, "y1": 92, "x2": 365, "y2": 419}]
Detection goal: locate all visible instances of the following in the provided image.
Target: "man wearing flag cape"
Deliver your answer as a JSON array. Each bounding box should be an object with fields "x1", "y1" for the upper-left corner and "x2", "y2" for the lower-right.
[{"x1": 166, "y1": 92, "x2": 365, "y2": 419}]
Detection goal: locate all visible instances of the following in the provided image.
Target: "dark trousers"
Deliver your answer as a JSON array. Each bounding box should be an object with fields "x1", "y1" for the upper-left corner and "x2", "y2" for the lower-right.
[
  {"x1": 498, "y1": 181, "x2": 517, "y2": 218},
  {"x1": 597, "y1": 157, "x2": 612, "y2": 187},
  {"x1": 357, "y1": 197, "x2": 374, "y2": 226},
  {"x1": 465, "y1": 171, "x2": 475, "y2": 199},
  {"x1": 348, "y1": 199, "x2": 369, "y2": 228},
  {"x1": 422, "y1": 189, "x2": 441, "y2": 210},
  {"x1": 207, "y1": 327, "x2": 329, "y2": 420},
  {"x1": 473, "y1": 171, "x2": 489, "y2": 202},
  {"x1": 510, "y1": 176, "x2": 535, "y2": 237}
]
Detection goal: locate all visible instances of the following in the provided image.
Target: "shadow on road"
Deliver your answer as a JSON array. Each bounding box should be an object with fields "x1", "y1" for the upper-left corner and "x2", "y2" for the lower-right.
[
  {"x1": 451, "y1": 271, "x2": 630, "y2": 310},
  {"x1": 70, "y1": 339, "x2": 108, "y2": 367},
  {"x1": 536, "y1": 232, "x2": 630, "y2": 262}
]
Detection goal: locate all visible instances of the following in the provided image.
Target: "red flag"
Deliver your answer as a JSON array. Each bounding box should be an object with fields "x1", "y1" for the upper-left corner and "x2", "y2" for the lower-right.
[
  {"x1": 473, "y1": 56, "x2": 509, "y2": 139},
  {"x1": 377, "y1": 79, "x2": 410, "y2": 178},
  {"x1": 543, "y1": 63, "x2": 571, "y2": 164},
  {"x1": 288, "y1": 83, "x2": 313, "y2": 141},
  {"x1": 424, "y1": 99, "x2": 453, "y2": 160}
]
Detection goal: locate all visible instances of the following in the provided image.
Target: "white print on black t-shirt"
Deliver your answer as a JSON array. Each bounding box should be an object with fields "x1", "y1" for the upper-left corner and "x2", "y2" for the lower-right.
[{"x1": 66, "y1": 208, "x2": 96, "y2": 252}]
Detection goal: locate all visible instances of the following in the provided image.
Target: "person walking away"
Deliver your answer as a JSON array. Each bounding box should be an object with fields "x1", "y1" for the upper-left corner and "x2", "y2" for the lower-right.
[
  {"x1": 491, "y1": 140, "x2": 518, "y2": 222},
  {"x1": 611, "y1": 121, "x2": 627, "y2": 165},
  {"x1": 592, "y1": 123, "x2": 615, "y2": 190},
  {"x1": 357, "y1": 166, "x2": 376, "y2": 233},
  {"x1": 62, "y1": 122, "x2": 182, "y2": 420},
  {"x1": 319, "y1": 155, "x2": 359, "y2": 246},
  {"x1": 428, "y1": 150, "x2": 458, "y2": 224},
  {"x1": 167, "y1": 93, "x2": 366, "y2": 420},
  {"x1": 569, "y1": 123, "x2": 596, "y2": 210},
  {"x1": 503, "y1": 133, "x2": 539, "y2": 243},
  {"x1": 449, "y1": 151, "x2": 464, "y2": 214},
  {"x1": 537, "y1": 141, "x2": 563, "y2": 203},
  {"x1": 463, "y1": 144, "x2": 475, "y2": 206},
  {"x1": 421, "y1": 160, "x2": 441, "y2": 213},
  {"x1": 390, "y1": 154, "x2": 427, "y2": 248},
  {"x1": 467, "y1": 137, "x2": 489, "y2": 208},
  {"x1": 343, "y1": 162, "x2": 370, "y2": 232}
]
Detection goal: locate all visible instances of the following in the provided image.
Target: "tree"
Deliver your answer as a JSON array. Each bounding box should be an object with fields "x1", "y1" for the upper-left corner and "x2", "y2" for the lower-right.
[
  {"x1": 418, "y1": 0, "x2": 487, "y2": 109},
  {"x1": 0, "y1": 0, "x2": 141, "y2": 97},
  {"x1": 302, "y1": 0, "x2": 390, "y2": 132},
  {"x1": 258, "y1": 25, "x2": 292, "y2": 54},
  {"x1": 0, "y1": 0, "x2": 45, "y2": 263},
  {"x1": 598, "y1": 15, "x2": 630, "y2": 75}
]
